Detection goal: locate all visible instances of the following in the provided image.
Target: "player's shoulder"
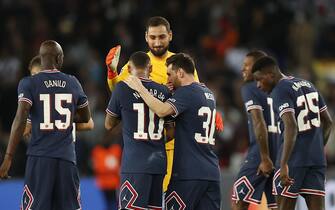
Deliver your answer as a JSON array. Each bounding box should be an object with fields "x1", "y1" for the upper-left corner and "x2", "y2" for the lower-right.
[
  {"x1": 241, "y1": 81, "x2": 258, "y2": 93},
  {"x1": 18, "y1": 76, "x2": 33, "y2": 87}
]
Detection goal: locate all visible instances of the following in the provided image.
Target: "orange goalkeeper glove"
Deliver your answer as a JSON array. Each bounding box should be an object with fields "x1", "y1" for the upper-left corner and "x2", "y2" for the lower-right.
[
  {"x1": 105, "y1": 45, "x2": 121, "y2": 80},
  {"x1": 215, "y1": 111, "x2": 224, "y2": 132}
]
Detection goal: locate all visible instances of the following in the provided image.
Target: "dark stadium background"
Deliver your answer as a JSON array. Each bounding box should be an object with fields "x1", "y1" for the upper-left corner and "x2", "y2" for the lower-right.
[{"x1": 0, "y1": 0, "x2": 334, "y2": 209}]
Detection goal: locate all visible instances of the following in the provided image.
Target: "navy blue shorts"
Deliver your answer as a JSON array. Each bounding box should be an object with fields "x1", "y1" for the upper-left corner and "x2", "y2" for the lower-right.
[
  {"x1": 21, "y1": 156, "x2": 81, "y2": 210},
  {"x1": 232, "y1": 166, "x2": 277, "y2": 208},
  {"x1": 273, "y1": 166, "x2": 326, "y2": 199},
  {"x1": 165, "y1": 180, "x2": 221, "y2": 210},
  {"x1": 119, "y1": 173, "x2": 164, "y2": 210}
]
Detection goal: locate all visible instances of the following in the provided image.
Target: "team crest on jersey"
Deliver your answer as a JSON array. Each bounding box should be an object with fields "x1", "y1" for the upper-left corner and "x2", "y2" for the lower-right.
[
  {"x1": 165, "y1": 191, "x2": 186, "y2": 210},
  {"x1": 21, "y1": 185, "x2": 34, "y2": 210}
]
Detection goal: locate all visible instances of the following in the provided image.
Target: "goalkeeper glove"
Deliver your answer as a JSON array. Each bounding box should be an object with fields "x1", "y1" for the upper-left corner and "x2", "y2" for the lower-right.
[
  {"x1": 215, "y1": 111, "x2": 224, "y2": 132},
  {"x1": 105, "y1": 45, "x2": 121, "y2": 80}
]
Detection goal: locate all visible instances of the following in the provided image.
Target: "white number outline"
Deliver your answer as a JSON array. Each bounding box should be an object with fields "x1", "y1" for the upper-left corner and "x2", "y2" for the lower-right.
[
  {"x1": 296, "y1": 92, "x2": 320, "y2": 132},
  {"x1": 133, "y1": 103, "x2": 164, "y2": 141},
  {"x1": 194, "y1": 107, "x2": 216, "y2": 145},
  {"x1": 267, "y1": 97, "x2": 278, "y2": 133},
  {"x1": 40, "y1": 93, "x2": 72, "y2": 130}
]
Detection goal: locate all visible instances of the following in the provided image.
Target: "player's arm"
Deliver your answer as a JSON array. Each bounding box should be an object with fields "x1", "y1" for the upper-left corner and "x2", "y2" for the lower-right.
[
  {"x1": 320, "y1": 109, "x2": 333, "y2": 145},
  {"x1": 125, "y1": 76, "x2": 174, "y2": 117},
  {"x1": 74, "y1": 105, "x2": 91, "y2": 123},
  {"x1": 105, "y1": 114, "x2": 121, "y2": 131},
  {"x1": 23, "y1": 121, "x2": 32, "y2": 140},
  {"x1": 250, "y1": 109, "x2": 273, "y2": 176},
  {"x1": 280, "y1": 111, "x2": 297, "y2": 186},
  {"x1": 0, "y1": 101, "x2": 30, "y2": 179},
  {"x1": 76, "y1": 117, "x2": 94, "y2": 131}
]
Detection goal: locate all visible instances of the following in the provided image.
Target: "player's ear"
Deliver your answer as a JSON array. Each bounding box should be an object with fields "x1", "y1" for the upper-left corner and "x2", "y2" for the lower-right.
[
  {"x1": 128, "y1": 64, "x2": 132, "y2": 74},
  {"x1": 145, "y1": 31, "x2": 149, "y2": 42},
  {"x1": 168, "y1": 30, "x2": 172, "y2": 42},
  {"x1": 148, "y1": 64, "x2": 152, "y2": 74}
]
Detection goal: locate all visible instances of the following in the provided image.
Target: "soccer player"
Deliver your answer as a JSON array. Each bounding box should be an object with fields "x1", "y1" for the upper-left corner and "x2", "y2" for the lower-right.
[
  {"x1": 252, "y1": 56, "x2": 333, "y2": 210},
  {"x1": 23, "y1": 55, "x2": 94, "y2": 139},
  {"x1": 0, "y1": 40, "x2": 91, "y2": 210},
  {"x1": 105, "y1": 51, "x2": 174, "y2": 209},
  {"x1": 232, "y1": 51, "x2": 278, "y2": 210},
  {"x1": 105, "y1": 16, "x2": 204, "y2": 192},
  {"x1": 125, "y1": 53, "x2": 221, "y2": 209}
]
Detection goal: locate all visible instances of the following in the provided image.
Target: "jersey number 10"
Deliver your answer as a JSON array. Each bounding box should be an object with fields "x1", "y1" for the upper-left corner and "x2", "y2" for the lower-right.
[{"x1": 133, "y1": 103, "x2": 164, "y2": 140}]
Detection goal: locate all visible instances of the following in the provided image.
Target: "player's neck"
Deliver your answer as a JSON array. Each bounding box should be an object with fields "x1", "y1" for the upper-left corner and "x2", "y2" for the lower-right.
[
  {"x1": 149, "y1": 50, "x2": 169, "y2": 59},
  {"x1": 180, "y1": 76, "x2": 196, "y2": 86}
]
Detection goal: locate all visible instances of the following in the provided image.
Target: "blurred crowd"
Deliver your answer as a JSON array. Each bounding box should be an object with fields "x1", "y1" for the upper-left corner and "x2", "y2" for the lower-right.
[{"x1": 1, "y1": 0, "x2": 335, "y2": 178}]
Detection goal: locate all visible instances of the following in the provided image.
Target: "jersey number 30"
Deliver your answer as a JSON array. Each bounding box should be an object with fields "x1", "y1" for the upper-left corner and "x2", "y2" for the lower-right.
[{"x1": 195, "y1": 107, "x2": 216, "y2": 145}]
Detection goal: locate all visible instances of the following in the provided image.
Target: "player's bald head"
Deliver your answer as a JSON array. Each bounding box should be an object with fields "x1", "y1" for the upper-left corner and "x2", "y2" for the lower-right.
[
  {"x1": 39, "y1": 40, "x2": 64, "y2": 69},
  {"x1": 40, "y1": 40, "x2": 63, "y2": 56}
]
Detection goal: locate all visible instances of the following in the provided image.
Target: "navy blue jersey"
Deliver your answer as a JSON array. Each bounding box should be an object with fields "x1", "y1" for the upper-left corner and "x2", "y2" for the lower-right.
[
  {"x1": 106, "y1": 79, "x2": 172, "y2": 174},
  {"x1": 241, "y1": 81, "x2": 278, "y2": 168},
  {"x1": 166, "y1": 83, "x2": 220, "y2": 181},
  {"x1": 271, "y1": 77, "x2": 327, "y2": 167},
  {"x1": 17, "y1": 69, "x2": 88, "y2": 163}
]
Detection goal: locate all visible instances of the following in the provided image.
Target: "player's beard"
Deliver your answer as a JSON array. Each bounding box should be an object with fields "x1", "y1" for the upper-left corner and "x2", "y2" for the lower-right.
[{"x1": 150, "y1": 46, "x2": 169, "y2": 57}]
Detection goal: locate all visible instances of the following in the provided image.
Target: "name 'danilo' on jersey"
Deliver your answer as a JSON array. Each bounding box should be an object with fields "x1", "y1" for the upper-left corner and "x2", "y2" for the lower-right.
[{"x1": 44, "y1": 80, "x2": 67, "y2": 88}]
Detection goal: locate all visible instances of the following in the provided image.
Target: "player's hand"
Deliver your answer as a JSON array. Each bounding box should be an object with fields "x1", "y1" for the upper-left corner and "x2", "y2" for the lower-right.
[
  {"x1": 257, "y1": 156, "x2": 274, "y2": 177},
  {"x1": 124, "y1": 75, "x2": 145, "y2": 93},
  {"x1": 215, "y1": 112, "x2": 224, "y2": 132},
  {"x1": 166, "y1": 82, "x2": 174, "y2": 92},
  {"x1": 106, "y1": 45, "x2": 121, "y2": 79},
  {"x1": 0, "y1": 155, "x2": 12, "y2": 180},
  {"x1": 280, "y1": 164, "x2": 294, "y2": 187}
]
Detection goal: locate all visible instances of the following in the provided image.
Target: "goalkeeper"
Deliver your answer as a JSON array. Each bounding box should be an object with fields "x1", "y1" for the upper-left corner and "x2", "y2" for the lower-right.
[{"x1": 105, "y1": 16, "x2": 223, "y2": 192}]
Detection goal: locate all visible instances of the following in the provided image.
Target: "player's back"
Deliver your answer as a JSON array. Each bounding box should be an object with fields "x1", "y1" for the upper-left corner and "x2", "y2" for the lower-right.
[
  {"x1": 106, "y1": 79, "x2": 171, "y2": 174},
  {"x1": 167, "y1": 83, "x2": 220, "y2": 181},
  {"x1": 241, "y1": 81, "x2": 278, "y2": 167},
  {"x1": 271, "y1": 77, "x2": 327, "y2": 167},
  {"x1": 18, "y1": 69, "x2": 88, "y2": 163}
]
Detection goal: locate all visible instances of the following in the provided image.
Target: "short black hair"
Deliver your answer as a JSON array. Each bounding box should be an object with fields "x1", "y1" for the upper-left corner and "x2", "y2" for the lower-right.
[
  {"x1": 28, "y1": 55, "x2": 41, "y2": 71},
  {"x1": 246, "y1": 50, "x2": 267, "y2": 60},
  {"x1": 129, "y1": 51, "x2": 150, "y2": 69},
  {"x1": 146, "y1": 16, "x2": 171, "y2": 32},
  {"x1": 251, "y1": 56, "x2": 278, "y2": 73},
  {"x1": 166, "y1": 53, "x2": 195, "y2": 74}
]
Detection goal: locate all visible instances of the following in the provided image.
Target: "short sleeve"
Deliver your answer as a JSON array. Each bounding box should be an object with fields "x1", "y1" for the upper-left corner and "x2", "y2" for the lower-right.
[
  {"x1": 166, "y1": 88, "x2": 188, "y2": 117},
  {"x1": 271, "y1": 86, "x2": 295, "y2": 118},
  {"x1": 106, "y1": 83, "x2": 122, "y2": 118},
  {"x1": 241, "y1": 84, "x2": 263, "y2": 112},
  {"x1": 17, "y1": 77, "x2": 33, "y2": 106},
  {"x1": 73, "y1": 76, "x2": 88, "y2": 109}
]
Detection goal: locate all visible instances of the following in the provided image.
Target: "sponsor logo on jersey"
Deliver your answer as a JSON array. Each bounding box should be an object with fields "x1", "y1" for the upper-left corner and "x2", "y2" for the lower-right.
[{"x1": 279, "y1": 103, "x2": 289, "y2": 111}]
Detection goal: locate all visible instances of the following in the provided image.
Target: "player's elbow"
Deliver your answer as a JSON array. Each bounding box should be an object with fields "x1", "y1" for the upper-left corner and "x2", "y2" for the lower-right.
[{"x1": 105, "y1": 121, "x2": 113, "y2": 131}]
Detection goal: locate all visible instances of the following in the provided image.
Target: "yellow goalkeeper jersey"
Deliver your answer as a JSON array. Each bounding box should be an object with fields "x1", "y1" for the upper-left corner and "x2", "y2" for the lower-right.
[{"x1": 107, "y1": 50, "x2": 199, "y2": 150}]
